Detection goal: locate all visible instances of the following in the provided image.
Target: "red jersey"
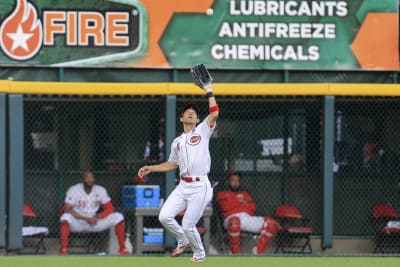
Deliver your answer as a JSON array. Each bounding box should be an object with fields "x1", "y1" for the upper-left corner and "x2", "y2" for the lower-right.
[{"x1": 216, "y1": 190, "x2": 256, "y2": 219}]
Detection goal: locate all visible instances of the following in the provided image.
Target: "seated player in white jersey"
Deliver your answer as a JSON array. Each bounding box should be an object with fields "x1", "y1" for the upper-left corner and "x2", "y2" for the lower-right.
[{"x1": 59, "y1": 171, "x2": 129, "y2": 255}]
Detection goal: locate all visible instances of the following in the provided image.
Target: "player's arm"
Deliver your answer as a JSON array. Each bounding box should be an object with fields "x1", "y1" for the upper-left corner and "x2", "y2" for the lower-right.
[
  {"x1": 138, "y1": 161, "x2": 178, "y2": 177},
  {"x1": 243, "y1": 192, "x2": 257, "y2": 213},
  {"x1": 97, "y1": 201, "x2": 115, "y2": 219},
  {"x1": 190, "y1": 64, "x2": 219, "y2": 126},
  {"x1": 205, "y1": 84, "x2": 219, "y2": 127},
  {"x1": 217, "y1": 191, "x2": 239, "y2": 213}
]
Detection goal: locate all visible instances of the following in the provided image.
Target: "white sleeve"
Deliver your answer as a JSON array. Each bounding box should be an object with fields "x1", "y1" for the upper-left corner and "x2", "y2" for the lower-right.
[
  {"x1": 168, "y1": 139, "x2": 179, "y2": 164},
  {"x1": 99, "y1": 186, "x2": 111, "y2": 204},
  {"x1": 197, "y1": 118, "x2": 215, "y2": 138},
  {"x1": 64, "y1": 187, "x2": 75, "y2": 205}
]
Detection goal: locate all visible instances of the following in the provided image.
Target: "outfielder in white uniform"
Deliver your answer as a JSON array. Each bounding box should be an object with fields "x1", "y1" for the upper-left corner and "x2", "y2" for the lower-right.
[
  {"x1": 138, "y1": 80, "x2": 219, "y2": 262},
  {"x1": 59, "y1": 171, "x2": 129, "y2": 255}
]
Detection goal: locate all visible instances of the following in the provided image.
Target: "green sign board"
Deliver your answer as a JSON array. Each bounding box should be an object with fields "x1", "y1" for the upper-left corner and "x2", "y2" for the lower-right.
[
  {"x1": 161, "y1": 0, "x2": 398, "y2": 70},
  {"x1": 0, "y1": 0, "x2": 398, "y2": 70}
]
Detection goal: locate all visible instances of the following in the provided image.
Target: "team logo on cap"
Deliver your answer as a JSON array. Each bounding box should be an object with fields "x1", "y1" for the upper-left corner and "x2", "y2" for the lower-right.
[{"x1": 188, "y1": 134, "x2": 201, "y2": 145}]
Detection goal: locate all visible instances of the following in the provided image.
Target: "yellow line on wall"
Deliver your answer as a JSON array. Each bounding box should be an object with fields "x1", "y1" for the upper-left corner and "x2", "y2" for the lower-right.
[{"x1": 1, "y1": 80, "x2": 400, "y2": 96}]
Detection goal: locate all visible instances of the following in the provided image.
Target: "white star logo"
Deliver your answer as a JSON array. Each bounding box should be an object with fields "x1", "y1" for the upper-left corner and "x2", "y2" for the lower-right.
[{"x1": 6, "y1": 24, "x2": 33, "y2": 52}]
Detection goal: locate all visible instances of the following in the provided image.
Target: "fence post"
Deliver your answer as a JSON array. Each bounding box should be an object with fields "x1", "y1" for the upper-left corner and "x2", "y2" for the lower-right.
[
  {"x1": 164, "y1": 95, "x2": 177, "y2": 248},
  {"x1": 7, "y1": 94, "x2": 24, "y2": 250},
  {"x1": 0, "y1": 94, "x2": 6, "y2": 251},
  {"x1": 322, "y1": 96, "x2": 335, "y2": 249}
]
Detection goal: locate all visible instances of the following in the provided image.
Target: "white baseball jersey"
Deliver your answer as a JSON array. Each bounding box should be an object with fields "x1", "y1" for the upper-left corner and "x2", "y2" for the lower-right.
[
  {"x1": 168, "y1": 118, "x2": 215, "y2": 177},
  {"x1": 65, "y1": 183, "x2": 111, "y2": 217},
  {"x1": 160, "y1": 117, "x2": 215, "y2": 259}
]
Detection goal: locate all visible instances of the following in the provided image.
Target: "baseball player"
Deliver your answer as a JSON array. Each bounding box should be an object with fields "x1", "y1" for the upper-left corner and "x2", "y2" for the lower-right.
[
  {"x1": 216, "y1": 171, "x2": 282, "y2": 254},
  {"x1": 137, "y1": 64, "x2": 218, "y2": 262},
  {"x1": 59, "y1": 171, "x2": 129, "y2": 255}
]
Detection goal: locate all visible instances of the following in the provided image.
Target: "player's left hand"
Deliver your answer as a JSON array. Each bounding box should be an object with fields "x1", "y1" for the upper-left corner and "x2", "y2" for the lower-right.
[
  {"x1": 237, "y1": 195, "x2": 247, "y2": 204},
  {"x1": 87, "y1": 217, "x2": 97, "y2": 225},
  {"x1": 138, "y1": 166, "x2": 151, "y2": 177},
  {"x1": 191, "y1": 64, "x2": 213, "y2": 92}
]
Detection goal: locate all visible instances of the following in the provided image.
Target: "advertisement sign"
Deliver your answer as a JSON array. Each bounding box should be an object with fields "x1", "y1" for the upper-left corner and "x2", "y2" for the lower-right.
[
  {"x1": 0, "y1": 0, "x2": 146, "y2": 66},
  {"x1": 0, "y1": 0, "x2": 398, "y2": 69}
]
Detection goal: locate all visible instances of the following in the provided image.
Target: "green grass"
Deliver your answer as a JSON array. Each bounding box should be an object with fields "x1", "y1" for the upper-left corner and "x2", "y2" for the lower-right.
[{"x1": 1, "y1": 256, "x2": 400, "y2": 267}]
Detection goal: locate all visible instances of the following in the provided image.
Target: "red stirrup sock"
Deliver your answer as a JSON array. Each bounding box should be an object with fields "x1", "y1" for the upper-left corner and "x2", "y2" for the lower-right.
[
  {"x1": 228, "y1": 216, "x2": 241, "y2": 254},
  {"x1": 60, "y1": 221, "x2": 70, "y2": 251},
  {"x1": 115, "y1": 221, "x2": 126, "y2": 250},
  {"x1": 255, "y1": 217, "x2": 280, "y2": 254}
]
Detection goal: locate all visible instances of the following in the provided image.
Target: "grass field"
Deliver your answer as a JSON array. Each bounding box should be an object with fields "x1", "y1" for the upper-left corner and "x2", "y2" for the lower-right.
[{"x1": 1, "y1": 256, "x2": 399, "y2": 267}]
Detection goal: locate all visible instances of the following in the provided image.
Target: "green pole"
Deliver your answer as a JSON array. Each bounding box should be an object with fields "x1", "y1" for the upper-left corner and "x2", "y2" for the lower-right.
[
  {"x1": 8, "y1": 94, "x2": 24, "y2": 250},
  {"x1": 0, "y1": 94, "x2": 6, "y2": 251},
  {"x1": 322, "y1": 96, "x2": 335, "y2": 249},
  {"x1": 284, "y1": 70, "x2": 290, "y2": 83},
  {"x1": 58, "y1": 68, "x2": 65, "y2": 82},
  {"x1": 164, "y1": 69, "x2": 178, "y2": 248},
  {"x1": 282, "y1": 70, "x2": 289, "y2": 203},
  {"x1": 172, "y1": 69, "x2": 178, "y2": 82}
]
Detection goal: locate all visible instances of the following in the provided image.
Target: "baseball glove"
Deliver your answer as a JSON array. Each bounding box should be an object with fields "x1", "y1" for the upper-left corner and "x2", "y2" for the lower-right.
[{"x1": 191, "y1": 64, "x2": 213, "y2": 90}]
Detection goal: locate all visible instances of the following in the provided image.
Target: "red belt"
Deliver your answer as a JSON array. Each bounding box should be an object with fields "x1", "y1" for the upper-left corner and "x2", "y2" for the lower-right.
[{"x1": 181, "y1": 176, "x2": 200, "y2": 183}]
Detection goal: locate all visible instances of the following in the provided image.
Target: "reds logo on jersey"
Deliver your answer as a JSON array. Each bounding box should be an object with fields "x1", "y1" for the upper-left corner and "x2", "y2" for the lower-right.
[{"x1": 188, "y1": 134, "x2": 201, "y2": 146}]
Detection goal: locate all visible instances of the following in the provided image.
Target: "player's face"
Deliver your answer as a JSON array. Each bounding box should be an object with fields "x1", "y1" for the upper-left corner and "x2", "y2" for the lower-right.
[
  {"x1": 180, "y1": 108, "x2": 199, "y2": 124},
  {"x1": 83, "y1": 172, "x2": 95, "y2": 190},
  {"x1": 228, "y1": 174, "x2": 241, "y2": 191}
]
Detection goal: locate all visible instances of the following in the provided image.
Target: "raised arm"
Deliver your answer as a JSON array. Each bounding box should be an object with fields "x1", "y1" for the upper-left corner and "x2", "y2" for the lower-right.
[
  {"x1": 204, "y1": 83, "x2": 219, "y2": 127},
  {"x1": 191, "y1": 64, "x2": 219, "y2": 126}
]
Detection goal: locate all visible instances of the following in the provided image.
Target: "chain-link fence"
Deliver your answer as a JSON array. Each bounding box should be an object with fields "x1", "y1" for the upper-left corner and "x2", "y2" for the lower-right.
[
  {"x1": 333, "y1": 98, "x2": 400, "y2": 254},
  {"x1": 22, "y1": 95, "x2": 400, "y2": 255}
]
